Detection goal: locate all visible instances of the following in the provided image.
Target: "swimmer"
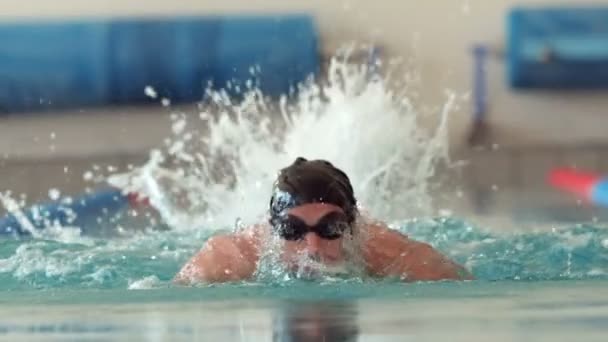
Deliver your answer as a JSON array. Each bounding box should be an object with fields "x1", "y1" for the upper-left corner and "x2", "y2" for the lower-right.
[{"x1": 174, "y1": 157, "x2": 473, "y2": 284}]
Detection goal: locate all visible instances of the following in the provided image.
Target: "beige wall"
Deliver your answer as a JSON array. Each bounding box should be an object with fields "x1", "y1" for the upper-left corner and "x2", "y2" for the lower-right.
[{"x1": 2, "y1": 0, "x2": 608, "y2": 149}]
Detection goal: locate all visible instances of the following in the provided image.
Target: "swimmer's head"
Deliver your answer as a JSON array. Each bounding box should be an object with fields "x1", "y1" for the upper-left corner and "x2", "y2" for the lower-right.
[
  {"x1": 269, "y1": 157, "x2": 357, "y2": 226},
  {"x1": 268, "y1": 157, "x2": 359, "y2": 272}
]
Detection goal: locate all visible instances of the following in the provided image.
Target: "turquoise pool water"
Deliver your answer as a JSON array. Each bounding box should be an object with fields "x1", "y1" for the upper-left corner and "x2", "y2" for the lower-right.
[
  {"x1": 2, "y1": 218, "x2": 607, "y2": 291},
  {"x1": 3, "y1": 188, "x2": 608, "y2": 341},
  {"x1": 3, "y1": 216, "x2": 608, "y2": 339}
]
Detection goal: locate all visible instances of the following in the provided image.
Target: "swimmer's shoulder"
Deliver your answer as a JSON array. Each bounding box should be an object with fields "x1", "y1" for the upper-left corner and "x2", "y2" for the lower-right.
[
  {"x1": 204, "y1": 223, "x2": 268, "y2": 259},
  {"x1": 361, "y1": 221, "x2": 473, "y2": 281},
  {"x1": 361, "y1": 221, "x2": 411, "y2": 251},
  {"x1": 173, "y1": 224, "x2": 268, "y2": 285},
  {"x1": 235, "y1": 222, "x2": 270, "y2": 243}
]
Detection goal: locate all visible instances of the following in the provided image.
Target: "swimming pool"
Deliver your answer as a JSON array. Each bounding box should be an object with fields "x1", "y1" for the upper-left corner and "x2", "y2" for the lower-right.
[
  {"x1": 3, "y1": 58, "x2": 608, "y2": 341},
  {"x1": 2, "y1": 217, "x2": 608, "y2": 340}
]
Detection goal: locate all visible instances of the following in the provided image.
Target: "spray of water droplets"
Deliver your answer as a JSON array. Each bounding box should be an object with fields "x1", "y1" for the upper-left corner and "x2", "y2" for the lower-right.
[{"x1": 108, "y1": 53, "x2": 454, "y2": 233}]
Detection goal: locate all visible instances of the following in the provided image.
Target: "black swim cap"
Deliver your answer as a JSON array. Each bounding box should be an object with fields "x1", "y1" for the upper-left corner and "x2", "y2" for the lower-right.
[{"x1": 269, "y1": 157, "x2": 357, "y2": 226}]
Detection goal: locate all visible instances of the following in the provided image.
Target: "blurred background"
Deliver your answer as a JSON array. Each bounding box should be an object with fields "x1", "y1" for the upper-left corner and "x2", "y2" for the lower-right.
[{"x1": 2, "y1": 0, "x2": 608, "y2": 230}]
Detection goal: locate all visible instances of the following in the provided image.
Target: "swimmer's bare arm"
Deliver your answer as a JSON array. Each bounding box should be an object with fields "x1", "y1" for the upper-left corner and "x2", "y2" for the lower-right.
[
  {"x1": 363, "y1": 224, "x2": 473, "y2": 282},
  {"x1": 173, "y1": 229, "x2": 261, "y2": 284}
]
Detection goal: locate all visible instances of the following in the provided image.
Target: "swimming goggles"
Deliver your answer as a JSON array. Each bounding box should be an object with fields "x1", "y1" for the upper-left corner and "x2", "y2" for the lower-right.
[{"x1": 273, "y1": 212, "x2": 351, "y2": 241}]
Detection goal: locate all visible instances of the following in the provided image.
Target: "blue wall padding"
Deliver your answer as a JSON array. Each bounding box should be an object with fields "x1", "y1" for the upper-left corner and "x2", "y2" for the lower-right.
[
  {"x1": 508, "y1": 7, "x2": 608, "y2": 88},
  {"x1": 0, "y1": 189, "x2": 129, "y2": 237},
  {"x1": 0, "y1": 15, "x2": 319, "y2": 112}
]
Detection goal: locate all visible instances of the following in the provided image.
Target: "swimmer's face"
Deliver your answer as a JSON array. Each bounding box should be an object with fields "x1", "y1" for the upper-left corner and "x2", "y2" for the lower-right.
[{"x1": 278, "y1": 203, "x2": 350, "y2": 268}]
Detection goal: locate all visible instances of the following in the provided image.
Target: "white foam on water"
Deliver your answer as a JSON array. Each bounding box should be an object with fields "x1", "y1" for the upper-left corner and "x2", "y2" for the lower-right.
[
  {"x1": 0, "y1": 228, "x2": 202, "y2": 288},
  {"x1": 0, "y1": 243, "x2": 86, "y2": 280},
  {"x1": 83, "y1": 265, "x2": 115, "y2": 285},
  {"x1": 128, "y1": 275, "x2": 162, "y2": 290}
]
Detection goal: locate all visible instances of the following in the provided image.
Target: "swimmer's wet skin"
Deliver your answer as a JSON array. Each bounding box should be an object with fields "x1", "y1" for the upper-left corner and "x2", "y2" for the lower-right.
[{"x1": 174, "y1": 157, "x2": 473, "y2": 284}]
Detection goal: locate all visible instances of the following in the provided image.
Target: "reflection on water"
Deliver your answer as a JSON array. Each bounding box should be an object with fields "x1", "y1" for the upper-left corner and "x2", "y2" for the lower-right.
[
  {"x1": 2, "y1": 281, "x2": 608, "y2": 341},
  {"x1": 0, "y1": 300, "x2": 363, "y2": 341},
  {"x1": 273, "y1": 301, "x2": 359, "y2": 342}
]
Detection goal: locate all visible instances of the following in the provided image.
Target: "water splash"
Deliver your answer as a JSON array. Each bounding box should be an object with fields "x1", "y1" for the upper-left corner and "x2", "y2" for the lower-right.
[
  {"x1": 1, "y1": 50, "x2": 459, "y2": 289},
  {"x1": 108, "y1": 53, "x2": 453, "y2": 232}
]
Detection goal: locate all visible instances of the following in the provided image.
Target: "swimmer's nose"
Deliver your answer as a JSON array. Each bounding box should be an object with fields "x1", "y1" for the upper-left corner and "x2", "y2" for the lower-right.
[{"x1": 304, "y1": 232, "x2": 322, "y2": 254}]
